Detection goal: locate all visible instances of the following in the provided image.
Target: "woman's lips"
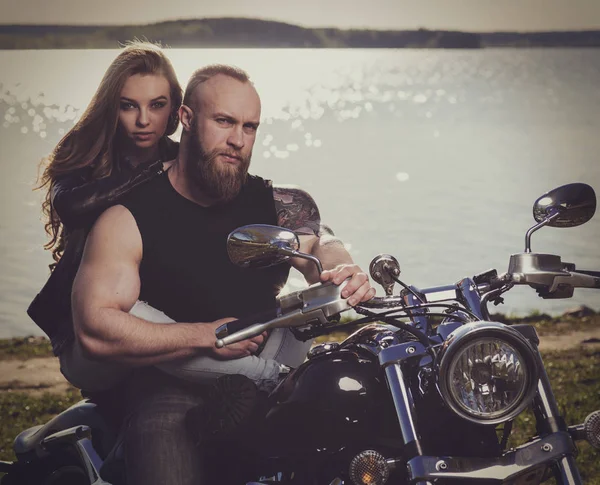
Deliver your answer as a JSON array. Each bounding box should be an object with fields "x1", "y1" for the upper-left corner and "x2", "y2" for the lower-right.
[{"x1": 133, "y1": 132, "x2": 154, "y2": 141}]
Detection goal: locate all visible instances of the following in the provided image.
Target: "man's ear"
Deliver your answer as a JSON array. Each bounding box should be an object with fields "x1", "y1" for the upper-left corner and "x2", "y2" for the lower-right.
[{"x1": 179, "y1": 105, "x2": 194, "y2": 132}]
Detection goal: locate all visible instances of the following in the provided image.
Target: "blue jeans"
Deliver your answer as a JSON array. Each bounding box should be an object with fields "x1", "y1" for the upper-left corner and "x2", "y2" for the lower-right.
[{"x1": 122, "y1": 367, "x2": 207, "y2": 485}]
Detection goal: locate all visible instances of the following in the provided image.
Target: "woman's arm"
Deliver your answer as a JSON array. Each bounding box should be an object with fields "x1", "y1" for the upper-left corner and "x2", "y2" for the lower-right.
[{"x1": 51, "y1": 160, "x2": 166, "y2": 229}]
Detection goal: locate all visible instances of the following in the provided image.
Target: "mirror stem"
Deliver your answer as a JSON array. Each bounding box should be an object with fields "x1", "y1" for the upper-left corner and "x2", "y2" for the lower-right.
[
  {"x1": 524, "y1": 211, "x2": 560, "y2": 253},
  {"x1": 279, "y1": 248, "x2": 324, "y2": 274}
]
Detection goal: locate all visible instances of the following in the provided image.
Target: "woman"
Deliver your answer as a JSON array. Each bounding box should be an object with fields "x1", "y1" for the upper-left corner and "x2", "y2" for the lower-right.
[{"x1": 28, "y1": 41, "x2": 182, "y2": 358}]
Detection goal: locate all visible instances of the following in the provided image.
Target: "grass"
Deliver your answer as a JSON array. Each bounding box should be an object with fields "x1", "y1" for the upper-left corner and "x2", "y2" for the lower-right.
[
  {"x1": 0, "y1": 389, "x2": 82, "y2": 463},
  {"x1": 494, "y1": 312, "x2": 600, "y2": 337},
  {"x1": 0, "y1": 337, "x2": 54, "y2": 361}
]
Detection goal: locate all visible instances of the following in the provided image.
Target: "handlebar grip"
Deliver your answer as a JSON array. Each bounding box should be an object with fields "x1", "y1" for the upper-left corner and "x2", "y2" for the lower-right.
[
  {"x1": 216, "y1": 323, "x2": 271, "y2": 349},
  {"x1": 215, "y1": 308, "x2": 279, "y2": 341},
  {"x1": 577, "y1": 270, "x2": 600, "y2": 278}
]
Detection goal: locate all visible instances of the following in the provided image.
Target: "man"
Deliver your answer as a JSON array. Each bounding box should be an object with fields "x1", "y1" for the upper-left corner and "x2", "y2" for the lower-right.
[{"x1": 72, "y1": 64, "x2": 375, "y2": 485}]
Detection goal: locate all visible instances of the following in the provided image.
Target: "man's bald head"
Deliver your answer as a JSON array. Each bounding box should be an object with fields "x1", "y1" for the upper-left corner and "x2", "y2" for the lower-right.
[{"x1": 183, "y1": 64, "x2": 251, "y2": 110}]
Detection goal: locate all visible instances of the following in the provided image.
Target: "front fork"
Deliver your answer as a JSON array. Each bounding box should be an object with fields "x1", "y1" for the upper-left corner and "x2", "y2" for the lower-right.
[
  {"x1": 379, "y1": 335, "x2": 583, "y2": 484},
  {"x1": 512, "y1": 323, "x2": 583, "y2": 484},
  {"x1": 531, "y1": 348, "x2": 583, "y2": 484},
  {"x1": 379, "y1": 342, "x2": 431, "y2": 485}
]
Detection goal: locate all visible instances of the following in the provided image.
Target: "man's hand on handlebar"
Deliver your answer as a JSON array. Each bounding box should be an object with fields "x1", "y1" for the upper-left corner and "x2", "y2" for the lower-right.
[
  {"x1": 206, "y1": 318, "x2": 267, "y2": 359},
  {"x1": 320, "y1": 264, "x2": 376, "y2": 306}
]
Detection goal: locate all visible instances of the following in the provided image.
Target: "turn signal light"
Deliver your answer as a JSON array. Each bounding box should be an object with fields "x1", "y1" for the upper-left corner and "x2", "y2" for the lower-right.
[
  {"x1": 349, "y1": 450, "x2": 390, "y2": 485},
  {"x1": 584, "y1": 410, "x2": 600, "y2": 449}
]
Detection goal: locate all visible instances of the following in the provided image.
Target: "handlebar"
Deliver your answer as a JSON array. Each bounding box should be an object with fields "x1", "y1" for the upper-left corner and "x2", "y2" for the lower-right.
[
  {"x1": 214, "y1": 263, "x2": 600, "y2": 348},
  {"x1": 215, "y1": 308, "x2": 279, "y2": 341},
  {"x1": 575, "y1": 269, "x2": 600, "y2": 279},
  {"x1": 215, "y1": 280, "x2": 352, "y2": 348},
  {"x1": 510, "y1": 269, "x2": 600, "y2": 293}
]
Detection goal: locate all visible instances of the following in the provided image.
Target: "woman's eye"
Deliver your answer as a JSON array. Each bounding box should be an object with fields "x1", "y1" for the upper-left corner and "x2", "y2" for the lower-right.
[
  {"x1": 152, "y1": 102, "x2": 167, "y2": 109},
  {"x1": 120, "y1": 103, "x2": 135, "y2": 110}
]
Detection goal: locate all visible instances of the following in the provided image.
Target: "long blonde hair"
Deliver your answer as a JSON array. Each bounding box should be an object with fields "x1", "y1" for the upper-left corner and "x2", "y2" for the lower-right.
[{"x1": 39, "y1": 41, "x2": 182, "y2": 265}]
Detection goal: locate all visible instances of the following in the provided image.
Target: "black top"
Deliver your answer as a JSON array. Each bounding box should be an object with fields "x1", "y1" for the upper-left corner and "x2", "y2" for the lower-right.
[{"x1": 121, "y1": 173, "x2": 291, "y2": 323}]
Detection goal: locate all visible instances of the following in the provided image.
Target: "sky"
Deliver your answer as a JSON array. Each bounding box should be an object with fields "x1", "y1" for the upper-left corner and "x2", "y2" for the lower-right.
[{"x1": 1, "y1": 0, "x2": 600, "y2": 32}]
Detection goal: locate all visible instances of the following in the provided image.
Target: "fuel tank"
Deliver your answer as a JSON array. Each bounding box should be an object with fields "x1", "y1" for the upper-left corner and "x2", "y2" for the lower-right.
[{"x1": 259, "y1": 326, "x2": 400, "y2": 454}]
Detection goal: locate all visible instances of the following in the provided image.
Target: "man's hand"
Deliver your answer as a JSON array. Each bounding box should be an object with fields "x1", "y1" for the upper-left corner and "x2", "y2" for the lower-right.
[
  {"x1": 204, "y1": 318, "x2": 268, "y2": 360},
  {"x1": 320, "y1": 264, "x2": 376, "y2": 306}
]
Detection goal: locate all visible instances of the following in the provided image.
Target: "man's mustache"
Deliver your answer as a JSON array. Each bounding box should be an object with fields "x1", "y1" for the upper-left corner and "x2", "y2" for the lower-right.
[{"x1": 219, "y1": 150, "x2": 243, "y2": 161}]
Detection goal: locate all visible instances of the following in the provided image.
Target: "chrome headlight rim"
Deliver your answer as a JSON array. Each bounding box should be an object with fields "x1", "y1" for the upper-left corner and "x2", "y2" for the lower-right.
[{"x1": 436, "y1": 322, "x2": 539, "y2": 426}]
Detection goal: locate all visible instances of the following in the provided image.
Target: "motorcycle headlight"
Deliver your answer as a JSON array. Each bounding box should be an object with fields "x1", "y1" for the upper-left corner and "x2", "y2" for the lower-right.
[{"x1": 436, "y1": 322, "x2": 539, "y2": 425}]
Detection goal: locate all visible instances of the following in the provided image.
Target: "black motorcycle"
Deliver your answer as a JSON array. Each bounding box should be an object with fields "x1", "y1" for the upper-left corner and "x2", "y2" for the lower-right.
[{"x1": 1, "y1": 182, "x2": 599, "y2": 485}]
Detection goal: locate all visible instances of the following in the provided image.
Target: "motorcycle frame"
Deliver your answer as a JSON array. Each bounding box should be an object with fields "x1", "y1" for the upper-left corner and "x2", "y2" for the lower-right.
[{"x1": 377, "y1": 279, "x2": 583, "y2": 484}]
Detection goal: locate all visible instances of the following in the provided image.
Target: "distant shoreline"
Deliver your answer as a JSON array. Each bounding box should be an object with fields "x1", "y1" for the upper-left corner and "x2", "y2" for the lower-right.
[{"x1": 1, "y1": 18, "x2": 600, "y2": 49}]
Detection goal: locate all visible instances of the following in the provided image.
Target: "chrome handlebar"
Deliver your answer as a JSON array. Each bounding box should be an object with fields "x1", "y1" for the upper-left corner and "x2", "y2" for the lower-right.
[
  {"x1": 215, "y1": 280, "x2": 352, "y2": 348},
  {"x1": 506, "y1": 252, "x2": 600, "y2": 295},
  {"x1": 215, "y1": 257, "x2": 599, "y2": 348}
]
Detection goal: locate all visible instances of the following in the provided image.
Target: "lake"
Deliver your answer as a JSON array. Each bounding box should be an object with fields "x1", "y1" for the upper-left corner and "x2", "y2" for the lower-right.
[{"x1": 1, "y1": 48, "x2": 600, "y2": 338}]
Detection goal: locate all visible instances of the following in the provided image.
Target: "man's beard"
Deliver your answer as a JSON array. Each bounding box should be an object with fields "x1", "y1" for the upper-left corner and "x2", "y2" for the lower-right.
[{"x1": 186, "y1": 129, "x2": 251, "y2": 203}]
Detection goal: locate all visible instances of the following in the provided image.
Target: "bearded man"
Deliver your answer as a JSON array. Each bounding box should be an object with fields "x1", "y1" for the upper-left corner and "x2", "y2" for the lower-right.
[{"x1": 71, "y1": 64, "x2": 375, "y2": 485}]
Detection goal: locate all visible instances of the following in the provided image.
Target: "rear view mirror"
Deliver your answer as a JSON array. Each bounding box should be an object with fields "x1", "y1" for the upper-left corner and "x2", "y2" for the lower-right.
[
  {"x1": 227, "y1": 224, "x2": 300, "y2": 269},
  {"x1": 533, "y1": 183, "x2": 596, "y2": 228}
]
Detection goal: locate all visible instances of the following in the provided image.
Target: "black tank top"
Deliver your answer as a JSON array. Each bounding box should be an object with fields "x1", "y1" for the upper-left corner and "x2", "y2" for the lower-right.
[{"x1": 121, "y1": 172, "x2": 290, "y2": 323}]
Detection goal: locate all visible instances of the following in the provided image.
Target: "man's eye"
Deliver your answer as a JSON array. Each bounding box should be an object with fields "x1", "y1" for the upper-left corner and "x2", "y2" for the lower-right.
[
  {"x1": 244, "y1": 125, "x2": 258, "y2": 134},
  {"x1": 217, "y1": 118, "x2": 232, "y2": 125}
]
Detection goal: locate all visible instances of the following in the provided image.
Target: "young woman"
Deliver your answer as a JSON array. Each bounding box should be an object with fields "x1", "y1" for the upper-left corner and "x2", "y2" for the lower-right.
[{"x1": 28, "y1": 41, "x2": 182, "y2": 358}]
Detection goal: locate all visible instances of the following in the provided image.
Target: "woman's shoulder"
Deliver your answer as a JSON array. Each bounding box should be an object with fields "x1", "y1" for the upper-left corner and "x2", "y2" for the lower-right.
[{"x1": 52, "y1": 164, "x2": 94, "y2": 186}]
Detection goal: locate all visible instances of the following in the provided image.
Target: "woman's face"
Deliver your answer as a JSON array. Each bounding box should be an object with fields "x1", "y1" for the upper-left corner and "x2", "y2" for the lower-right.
[{"x1": 118, "y1": 73, "x2": 172, "y2": 149}]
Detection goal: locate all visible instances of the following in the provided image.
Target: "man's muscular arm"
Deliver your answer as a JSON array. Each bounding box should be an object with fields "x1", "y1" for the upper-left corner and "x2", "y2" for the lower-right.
[
  {"x1": 273, "y1": 186, "x2": 375, "y2": 305},
  {"x1": 72, "y1": 205, "x2": 262, "y2": 365}
]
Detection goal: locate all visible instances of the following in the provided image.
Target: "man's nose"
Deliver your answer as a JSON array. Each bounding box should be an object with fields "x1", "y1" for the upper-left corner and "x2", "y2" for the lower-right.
[
  {"x1": 136, "y1": 108, "x2": 150, "y2": 127},
  {"x1": 227, "y1": 126, "x2": 244, "y2": 149}
]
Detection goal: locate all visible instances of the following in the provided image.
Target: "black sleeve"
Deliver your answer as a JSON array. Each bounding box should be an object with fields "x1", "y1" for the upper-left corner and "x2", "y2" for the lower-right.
[{"x1": 51, "y1": 160, "x2": 165, "y2": 229}]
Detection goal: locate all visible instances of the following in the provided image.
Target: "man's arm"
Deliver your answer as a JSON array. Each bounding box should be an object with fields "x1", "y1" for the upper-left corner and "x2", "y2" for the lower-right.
[
  {"x1": 72, "y1": 205, "x2": 262, "y2": 365},
  {"x1": 273, "y1": 186, "x2": 375, "y2": 305}
]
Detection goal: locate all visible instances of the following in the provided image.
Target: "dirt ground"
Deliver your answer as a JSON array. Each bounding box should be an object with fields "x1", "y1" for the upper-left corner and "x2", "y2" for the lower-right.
[
  {"x1": 0, "y1": 357, "x2": 74, "y2": 396},
  {"x1": 1, "y1": 327, "x2": 599, "y2": 396}
]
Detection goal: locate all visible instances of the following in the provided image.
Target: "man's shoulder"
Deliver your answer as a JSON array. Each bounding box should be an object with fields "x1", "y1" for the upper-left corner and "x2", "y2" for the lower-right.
[
  {"x1": 93, "y1": 204, "x2": 137, "y2": 230},
  {"x1": 272, "y1": 184, "x2": 317, "y2": 209},
  {"x1": 87, "y1": 204, "x2": 141, "y2": 255},
  {"x1": 271, "y1": 184, "x2": 322, "y2": 236}
]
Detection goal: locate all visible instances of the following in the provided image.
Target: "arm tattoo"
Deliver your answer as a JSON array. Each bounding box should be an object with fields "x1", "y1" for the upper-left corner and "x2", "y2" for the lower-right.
[{"x1": 273, "y1": 186, "x2": 334, "y2": 237}]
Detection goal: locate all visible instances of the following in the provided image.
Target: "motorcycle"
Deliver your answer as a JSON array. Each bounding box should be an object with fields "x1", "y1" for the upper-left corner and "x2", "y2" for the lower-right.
[{"x1": 1, "y1": 182, "x2": 599, "y2": 485}]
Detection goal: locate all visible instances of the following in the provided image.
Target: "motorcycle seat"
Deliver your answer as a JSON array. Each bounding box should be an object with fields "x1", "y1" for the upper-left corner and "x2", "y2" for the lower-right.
[
  {"x1": 13, "y1": 400, "x2": 112, "y2": 456},
  {"x1": 13, "y1": 425, "x2": 44, "y2": 455}
]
